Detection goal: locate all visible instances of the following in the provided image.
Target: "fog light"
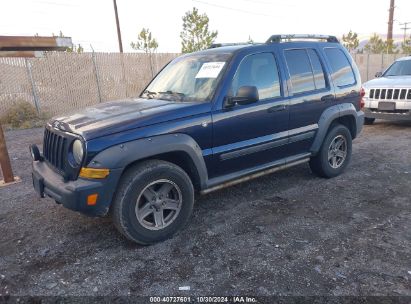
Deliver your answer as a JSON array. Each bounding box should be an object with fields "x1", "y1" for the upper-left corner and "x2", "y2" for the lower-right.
[
  {"x1": 79, "y1": 167, "x2": 110, "y2": 179},
  {"x1": 29, "y1": 144, "x2": 41, "y2": 161},
  {"x1": 87, "y1": 193, "x2": 98, "y2": 206}
]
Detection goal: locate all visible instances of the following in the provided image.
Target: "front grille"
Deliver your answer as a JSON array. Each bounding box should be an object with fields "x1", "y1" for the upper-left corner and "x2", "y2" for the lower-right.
[
  {"x1": 369, "y1": 88, "x2": 411, "y2": 101},
  {"x1": 43, "y1": 128, "x2": 68, "y2": 172}
]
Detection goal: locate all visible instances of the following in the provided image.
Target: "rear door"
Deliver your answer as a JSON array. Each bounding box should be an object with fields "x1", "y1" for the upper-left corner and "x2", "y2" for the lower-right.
[{"x1": 281, "y1": 47, "x2": 334, "y2": 156}]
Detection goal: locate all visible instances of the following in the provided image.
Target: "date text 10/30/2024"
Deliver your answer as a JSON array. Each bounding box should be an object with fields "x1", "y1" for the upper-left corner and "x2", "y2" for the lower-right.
[{"x1": 149, "y1": 296, "x2": 257, "y2": 303}]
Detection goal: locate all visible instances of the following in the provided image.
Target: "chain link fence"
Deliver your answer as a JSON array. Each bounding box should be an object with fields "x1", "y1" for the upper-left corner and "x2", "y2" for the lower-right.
[
  {"x1": 0, "y1": 52, "x2": 407, "y2": 117},
  {"x1": 0, "y1": 52, "x2": 178, "y2": 117},
  {"x1": 352, "y1": 53, "x2": 405, "y2": 83}
]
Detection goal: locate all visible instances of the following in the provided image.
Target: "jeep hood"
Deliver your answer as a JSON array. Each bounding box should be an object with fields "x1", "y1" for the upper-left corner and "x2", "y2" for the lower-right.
[
  {"x1": 363, "y1": 76, "x2": 411, "y2": 89},
  {"x1": 51, "y1": 98, "x2": 211, "y2": 140}
]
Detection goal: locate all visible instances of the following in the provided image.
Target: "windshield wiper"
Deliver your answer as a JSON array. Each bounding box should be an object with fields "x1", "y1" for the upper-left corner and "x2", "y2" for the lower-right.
[
  {"x1": 158, "y1": 90, "x2": 186, "y2": 101},
  {"x1": 141, "y1": 89, "x2": 158, "y2": 99}
]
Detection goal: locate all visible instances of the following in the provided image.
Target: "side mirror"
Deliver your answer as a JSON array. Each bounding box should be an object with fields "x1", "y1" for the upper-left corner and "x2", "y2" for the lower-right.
[
  {"x1": 225, "y1": 86, "x2": 259, "y2": 108},
  {"x1": 375, "y1": 71, "x2": 383, "y2": 78}
]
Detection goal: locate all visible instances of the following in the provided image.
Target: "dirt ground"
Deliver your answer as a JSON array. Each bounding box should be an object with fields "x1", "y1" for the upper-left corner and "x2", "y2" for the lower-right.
[{"x1": 0, "y1": 120, "x2": 410, "y2": 297}]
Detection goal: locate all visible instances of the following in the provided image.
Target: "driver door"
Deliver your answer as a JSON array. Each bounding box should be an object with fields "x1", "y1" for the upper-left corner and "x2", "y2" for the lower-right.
[{"x1": 209, "y1": 52, "x2": 290, "y2": 178}]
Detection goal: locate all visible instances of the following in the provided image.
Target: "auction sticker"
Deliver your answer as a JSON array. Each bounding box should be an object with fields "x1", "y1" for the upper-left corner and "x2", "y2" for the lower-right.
[{"x1": 195, "y1": 62, "x2": 225, "y2": 78}]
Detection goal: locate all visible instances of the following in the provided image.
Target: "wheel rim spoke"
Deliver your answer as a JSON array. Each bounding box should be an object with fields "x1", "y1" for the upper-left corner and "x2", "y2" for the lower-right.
[
  {"x1": 336, "y1": 150, "x2": 345, "y2": 158},
  {"x1": 142, "y1": 186, "x2": 157, "y2": 201},
  {"x1": 163, "y1": 199, "x2": 180, "y2": 210},
  {"x1": 153, "y1": 210, "x2": 165, "y2": 228},
  {"x1": 158, "y1": 182, "x2": 174, "y2": 196},
  {"x1": 335, "y1": 139, "x2": 344, "y2": 149},
  {"x1": 138, "y1": 203, "x2": 153, "y2": 220},
  {"x1": 332, "y1": 156, "x2": 337, "y2": 167}
]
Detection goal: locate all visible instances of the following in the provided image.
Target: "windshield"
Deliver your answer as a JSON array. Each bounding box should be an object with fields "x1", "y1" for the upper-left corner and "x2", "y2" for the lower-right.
[
  {"x1": 141, "y1": 53, "x2": 231, "y2": 102},
  {"x1": 384, "y1": 59, "x2": 411, "y2": 76}
]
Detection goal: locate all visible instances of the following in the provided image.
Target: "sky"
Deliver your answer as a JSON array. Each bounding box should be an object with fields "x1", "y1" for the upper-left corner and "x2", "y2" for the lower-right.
[{"x1": 1, "y1": 0, "x2": 410, "y2": 53}]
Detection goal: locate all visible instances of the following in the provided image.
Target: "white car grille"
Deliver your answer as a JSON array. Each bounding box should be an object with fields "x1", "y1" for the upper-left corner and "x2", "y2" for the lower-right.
[{"x1": 369, "y1": 88, "x2": 411, "y2": 101}]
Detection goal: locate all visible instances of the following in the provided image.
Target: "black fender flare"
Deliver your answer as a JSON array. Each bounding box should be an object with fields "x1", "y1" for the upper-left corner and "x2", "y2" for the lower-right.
[
  {"x1": 310, "y1": 103, "x2": 364, "y2": 154},
  {"x1": 88, "y1": 133, "x2": 209, "y2": 189}
]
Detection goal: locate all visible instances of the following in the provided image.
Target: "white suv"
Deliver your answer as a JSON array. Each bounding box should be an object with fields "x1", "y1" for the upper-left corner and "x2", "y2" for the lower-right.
[{"x1": 362, "y1": 55, "x2": 411, "y2": 124}]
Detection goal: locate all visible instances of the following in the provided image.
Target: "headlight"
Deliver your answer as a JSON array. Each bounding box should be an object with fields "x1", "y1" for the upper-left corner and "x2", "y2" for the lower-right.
[{"x1": 71, "y1": 139, "x2": 84, "y2": 166}]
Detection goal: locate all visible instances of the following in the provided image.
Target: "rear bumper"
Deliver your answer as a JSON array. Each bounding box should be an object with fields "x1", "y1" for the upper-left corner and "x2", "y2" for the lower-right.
[
  {"x1": 32, "y1": 160, "x2": 122, "y2": 217},
  {"x1": 364, "y1": 108, "x2": 411, "y2": 121}
]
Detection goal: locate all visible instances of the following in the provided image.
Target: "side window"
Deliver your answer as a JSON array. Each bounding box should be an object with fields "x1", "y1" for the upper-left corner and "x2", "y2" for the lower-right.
[
  {"x1": 230, "y1": 53, "x2": 281, "y2": 100},
  {"x1": 324, "y1": 48, "x2": 355, "y2": 87},
  {"x1": 307, "y1": 49, "x2": 326, "y2": 90},
  {"x1": 284, "y1": 49, "x2": 315, "y2": 94}
]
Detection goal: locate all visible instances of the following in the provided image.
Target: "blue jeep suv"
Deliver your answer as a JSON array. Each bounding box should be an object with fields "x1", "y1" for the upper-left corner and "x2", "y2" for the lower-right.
[{"x1": 31, "y1": 34, "x2": 364, "y2": 244}]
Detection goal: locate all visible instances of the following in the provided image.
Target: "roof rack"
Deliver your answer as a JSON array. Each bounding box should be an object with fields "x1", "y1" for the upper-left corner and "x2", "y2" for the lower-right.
[
  {"x1": 266, "y1": 34, "x2": 339, "y2": 44},
  {"x1": 208, "y1": 42, "x2": 250, "y2": 49}
]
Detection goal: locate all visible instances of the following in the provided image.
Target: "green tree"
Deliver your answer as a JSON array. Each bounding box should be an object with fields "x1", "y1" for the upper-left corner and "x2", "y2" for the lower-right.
[
  {"x1": 384, "y1": 39, "x2": 398, "y2": 54},
  {"x1": 130, "y1": 28, "x2": 159, "y2": 54},
  {"x1": 401, "y1": 35, "x2": 411, "y2": 54},
  {"x1": 180, "y1": 7, "x2": 218, "y2": 53},
  {"x1": 364, "y1": 33, "x2": 385, "y2": 54},
  {"x1": 342, "y1": 30, "x2": 359, "y2": 52}
]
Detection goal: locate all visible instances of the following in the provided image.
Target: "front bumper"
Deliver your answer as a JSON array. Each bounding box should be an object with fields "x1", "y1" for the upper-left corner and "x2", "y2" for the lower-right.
[
  {"x1": 32, "y1": 160, "x2": 122, "y2": 217},
  {"x1": 363, "y1": 108, "x2": 411, "y2": 121}
]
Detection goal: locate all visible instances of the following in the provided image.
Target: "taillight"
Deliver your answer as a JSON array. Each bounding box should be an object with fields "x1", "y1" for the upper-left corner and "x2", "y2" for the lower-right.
[{"x1": 359, "y1": 87, "x2": 365, "y2": 109}]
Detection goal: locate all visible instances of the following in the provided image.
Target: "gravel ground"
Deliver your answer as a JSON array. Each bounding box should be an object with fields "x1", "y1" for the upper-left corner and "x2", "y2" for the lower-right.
[{"x1": 0, "y1": 120, "x2": 410, "y2": 297}]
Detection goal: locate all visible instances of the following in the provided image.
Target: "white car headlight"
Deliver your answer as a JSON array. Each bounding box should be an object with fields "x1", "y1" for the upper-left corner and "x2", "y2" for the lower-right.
[{"x1": 72, "y1": 139, "x2": 84, "y2": 165}]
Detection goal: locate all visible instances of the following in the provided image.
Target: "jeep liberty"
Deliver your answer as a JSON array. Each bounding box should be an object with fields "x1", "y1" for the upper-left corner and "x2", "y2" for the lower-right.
[{"x1": 31, "y1": 34, "x2": 364, "y2": 244}]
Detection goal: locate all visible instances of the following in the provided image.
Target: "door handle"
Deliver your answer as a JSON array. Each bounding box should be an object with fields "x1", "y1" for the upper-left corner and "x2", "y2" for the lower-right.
[
  {"x1": 321, "y1": 94, "x2": 335, "y2": 102},
  {"x1": 267, "y1": 104, "x2": 287, "y2": 113}
]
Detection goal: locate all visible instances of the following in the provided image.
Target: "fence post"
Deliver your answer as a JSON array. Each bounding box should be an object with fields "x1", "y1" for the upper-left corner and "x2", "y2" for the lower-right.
[
  {"x1": 366, "y1": 53, "x2": 370, "y2": 81},
  {"x1": 25, "y1": 58, "x2": 41, "y2": 114},
  {"x1": 381, "y1": 53, "x2": 384, "y2": 71},
  {"x1": 91, "y1": 51, "x2": 102, "y2": 103},
  {"x1": 149, "y1": 53, "x2": 155, "y2": 78},
  {"x1": 0, "y1": 124, "x2": 14, "y2": 184}
]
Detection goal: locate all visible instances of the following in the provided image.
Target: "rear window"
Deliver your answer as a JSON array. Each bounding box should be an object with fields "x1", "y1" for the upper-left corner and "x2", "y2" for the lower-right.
[
  {"x1": 284, "y1": 49, "x2": 326, "y2": 94},
  {"x1": 285, "y1": 49, "x2": 315, "y2": 94},
  {"x1": 324, "y1": 48, "x2": 355, "y2": 87}
]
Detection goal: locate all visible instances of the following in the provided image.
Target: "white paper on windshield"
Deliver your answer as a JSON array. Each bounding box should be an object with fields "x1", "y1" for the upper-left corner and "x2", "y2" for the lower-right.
[{"x1": 195, "y1": 62, "x2": 225, "y2": 79}]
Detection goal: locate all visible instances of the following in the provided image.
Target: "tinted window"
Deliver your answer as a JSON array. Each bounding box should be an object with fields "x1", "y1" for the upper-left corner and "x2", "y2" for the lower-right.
[
  {"x1": 230, "y1": 53, "x2": 281, "y2": 100},
  {"x1": 324, "y1": 48, "x2": 355, "y2": 87},
  {"x1": 307, "y1": 49, "x2": 326, "y2": 89},
  {"x1": 285, "y1": 49, "x2": 315, "y2": 94}
]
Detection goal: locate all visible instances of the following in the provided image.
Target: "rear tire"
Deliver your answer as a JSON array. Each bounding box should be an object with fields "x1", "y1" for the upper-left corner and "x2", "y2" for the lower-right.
[
  {"x1": 111, "y1": 160, "x2": 194, "y2": 245},
  {"x1": 364, "y1": 117, "x2": 375, "y2": 125},
  {"x1": 309, "y1": 124, "x2": 352, "y2": 178}
]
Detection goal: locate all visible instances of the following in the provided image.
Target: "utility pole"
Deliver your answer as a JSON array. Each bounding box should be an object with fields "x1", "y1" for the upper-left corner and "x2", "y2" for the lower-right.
[
  {"x1": 113, "y1": 0, "x2": 123, "y2": 53},
  {"x1": 387, "y1": 0, "x2": 395, "y2": 41},
  {"x1": 400, "y1": 22, "x2": 411, "y2": 43}
]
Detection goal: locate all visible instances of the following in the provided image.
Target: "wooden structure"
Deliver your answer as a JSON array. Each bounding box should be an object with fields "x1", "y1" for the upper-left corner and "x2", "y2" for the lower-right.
[{"x1": 0, "y1": 35, "x2": 72, "y2": 186}]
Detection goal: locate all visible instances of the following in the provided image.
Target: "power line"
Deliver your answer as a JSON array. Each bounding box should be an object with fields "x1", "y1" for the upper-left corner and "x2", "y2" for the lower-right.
[{"x1": 192, "y1": 0, "x2": 275, "y2": 17}]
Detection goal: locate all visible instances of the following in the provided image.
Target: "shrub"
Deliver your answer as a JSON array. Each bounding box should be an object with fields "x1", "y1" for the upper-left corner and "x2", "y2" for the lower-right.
[{"x1": 0, "y1": 101, "x2": 43, "y2": 129}]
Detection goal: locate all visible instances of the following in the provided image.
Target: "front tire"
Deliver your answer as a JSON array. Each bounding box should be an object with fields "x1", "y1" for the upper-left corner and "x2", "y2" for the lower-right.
[
  {"x1": 309, "y1": 124, "x2": 352, "y2": 178},
  {"x1": 111, "y1": 160, "x2": 194, "y2": 245}
]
